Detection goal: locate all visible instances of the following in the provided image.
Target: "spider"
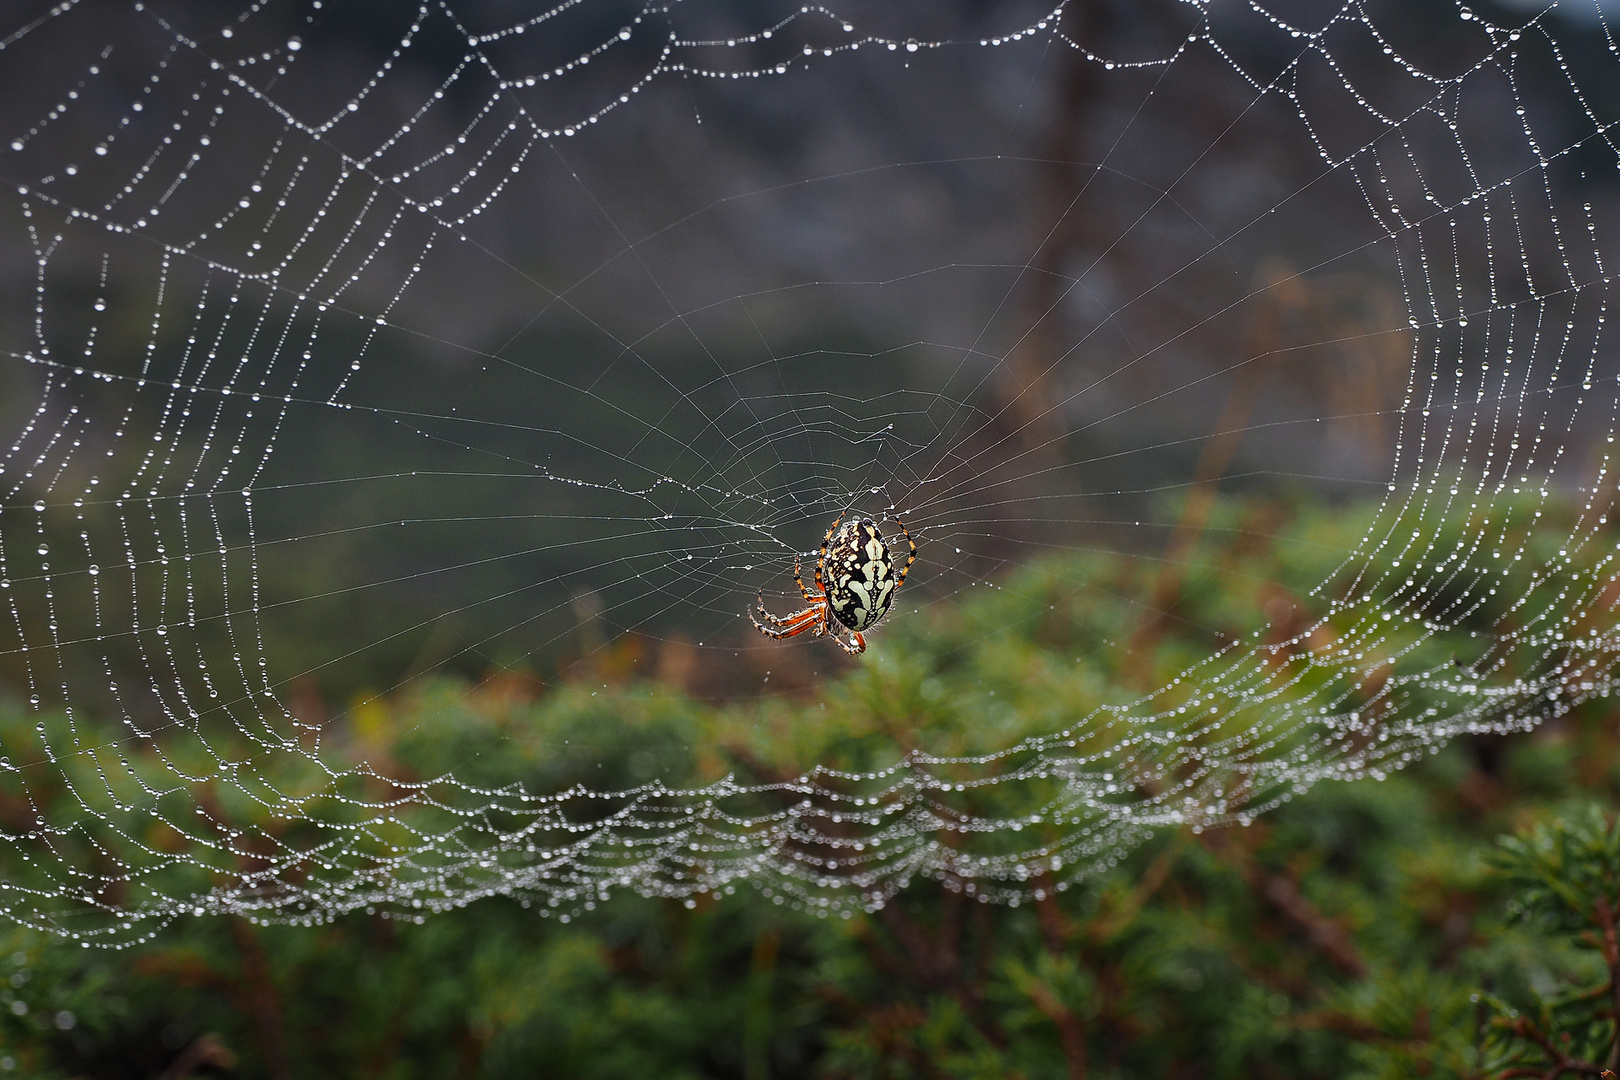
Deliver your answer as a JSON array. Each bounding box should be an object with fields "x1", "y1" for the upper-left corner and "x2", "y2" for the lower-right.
[{"x1": 750, "y1": 514, "x2": 917, "y2": 654}]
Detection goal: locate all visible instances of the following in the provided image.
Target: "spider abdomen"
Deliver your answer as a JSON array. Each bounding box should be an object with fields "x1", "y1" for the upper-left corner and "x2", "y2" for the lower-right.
[{"x1": 825, "y1": 519, "x2": 898, "y2": 632}]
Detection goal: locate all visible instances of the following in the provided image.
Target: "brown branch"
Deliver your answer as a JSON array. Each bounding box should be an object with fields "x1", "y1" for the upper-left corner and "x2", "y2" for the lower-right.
[
  {"x1": 156, "y1": 1034, "x2": 237, "y2": 1080},
  {"x1": 1034, "y1": 876, "x2": 1070, "y2": 954},
  {"x1": 875, "y1": 897, "x2": 961, "y2": 988},
  {"x1": 850, "y1": 918, "x2": 918, "y2": 987},
  {"x1": 1599, "y1": 895, "x2": 1620, "y2": 1073},
  {"x1": 1596, "y1": 897, "x2": 1619, "y2": 968},
  {"x1": 1495, "y1": 1015, "x2": 1606, "y2": 1078},
  {"x1": 1026, "y1": 875, "x2": 1093, "y2": 1077},
  {"x1": 1088, "y1": 837, "x2": 1187, "y2": 942},
  {"x1": 1250, "y1": 868, "x2": 1368, "y2": 979},
  {"x1": 1023, "y1": 979, "x2": 1089, "y2": 1080},
  {"x1": 992, "y1": 0, "x2": 1112, "y2": 457},
  {"x1": 132, "y1": 936, "x2": 290, "y2": 1080},
  {"x1": 1123, "y1": 361, "x2": 1262, "y2": 683},
  {"x1": 229, "y1": 917, "x2": 291, "y2": 1080},
  {"x1": 863, "y1": 893, "x2": 1009, "y2": 1051},
  {"x1": 1291, "y1": 1009, "x2": 1382, "y2": 1040},
  {"x1": 1201, "y1": 830, "x2": 1368, "y2": 979}
]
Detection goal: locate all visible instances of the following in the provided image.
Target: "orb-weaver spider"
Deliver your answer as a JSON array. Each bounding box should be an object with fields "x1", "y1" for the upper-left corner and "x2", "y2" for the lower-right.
[{"x1": 750, "y1": 515, "x2": 917, "y2": 654}]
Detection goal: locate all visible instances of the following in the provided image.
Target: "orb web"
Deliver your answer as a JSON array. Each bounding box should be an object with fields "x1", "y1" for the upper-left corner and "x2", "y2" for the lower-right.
[{"x1": 0, "y1": 0, "x2": 1616, "y2": 941}]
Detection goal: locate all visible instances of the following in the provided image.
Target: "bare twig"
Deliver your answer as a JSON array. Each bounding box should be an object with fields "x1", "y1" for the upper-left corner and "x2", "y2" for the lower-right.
[
  {"x1": 1494, "y1": 1015, "x2": 1606, "y2": 1078},
  {"x1": 156, "y1": 1034, "x2": 237, "y2": 1080},
  {"x1": 1201, "y1": 830, "x2": 1368, "y2": 979},
  {"x1": 1022, "y1": 978, "x2": 1088, "y2": 1080},
  {"x1": 229, "y1": 918, "x2": 291, "y2": 1080}
]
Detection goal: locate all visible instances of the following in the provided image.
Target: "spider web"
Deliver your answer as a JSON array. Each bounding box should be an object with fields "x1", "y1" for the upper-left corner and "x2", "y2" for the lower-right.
[{"x1": 0, "y1": 0, "x2": 1617, "y2": 942}]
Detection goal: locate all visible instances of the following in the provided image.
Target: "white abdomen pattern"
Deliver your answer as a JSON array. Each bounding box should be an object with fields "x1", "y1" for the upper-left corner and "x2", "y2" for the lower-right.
[{"x1": 825, "y1": 520, "x2": 898, "y2": 633}]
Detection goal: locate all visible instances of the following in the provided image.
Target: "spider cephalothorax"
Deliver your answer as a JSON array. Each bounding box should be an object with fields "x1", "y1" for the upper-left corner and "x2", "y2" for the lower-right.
[{"x1": 749, "y1": 515, "x2": 917, "y2": 654}]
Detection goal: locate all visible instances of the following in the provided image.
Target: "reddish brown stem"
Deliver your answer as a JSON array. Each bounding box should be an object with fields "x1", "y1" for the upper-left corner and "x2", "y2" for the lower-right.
[
  {"x1": 229, "y1": 918, "x2": 291, "y2": 1080},
  {"x1": 1598, "y1": 896, "x2": 1620, "y2": 1073}
]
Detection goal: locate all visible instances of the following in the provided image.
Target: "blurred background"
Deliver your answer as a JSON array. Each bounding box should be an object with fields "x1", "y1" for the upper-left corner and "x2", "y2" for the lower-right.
[
  {"x1": 11, "y1": 0, "x2": 1613, "y2": 717},
  {"x1": 2, "y1": 1, "x2": 1620, "y2": 1076}
]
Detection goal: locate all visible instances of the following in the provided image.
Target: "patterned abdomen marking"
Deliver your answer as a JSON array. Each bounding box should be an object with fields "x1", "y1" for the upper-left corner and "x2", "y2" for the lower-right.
[{"x1": 825, "y1": 519, "x2": 898, "y2": 632}]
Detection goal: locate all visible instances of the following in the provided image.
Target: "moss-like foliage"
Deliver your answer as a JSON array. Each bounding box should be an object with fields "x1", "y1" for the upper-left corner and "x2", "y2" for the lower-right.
[{"x1": 3, "y1": 495, "x2": 1620, "y2": 1078}]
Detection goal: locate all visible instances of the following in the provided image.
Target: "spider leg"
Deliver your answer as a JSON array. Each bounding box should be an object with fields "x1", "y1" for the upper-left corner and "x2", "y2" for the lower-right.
[
  {"x1": 829, "y1": 628, "x2": 866, "y2": 655},
  {"x1": 751, "y1": 589, "x2": 822, "y2": 630},
  {"x1": 753, "y1": 602, "x2": 819, "y2": 629},
  {"x1": 802, "y1": 602, "x2": 831, "y2": 636},
  {"x1": 752, "y1": 588, "x2": 784, "y2": 626},
  {"x1": 751, "y1": 600, "x2": 826, "y2": 640},
  {"x1": 816, "y1": 514, "x2": 843, "y2": 596},
  {"x1": 889, "y1": 516, "x2": 918, "y2": 596},
  {"x1": 753, "y1": 606, "x2": 805, "y2": 631},
  {"x1": 793, "y1": 556, "x2": 819, "y2": 607},
  {"x1": 780, "y1": 604, "x2": 828, "y2": 639},
  {"x1": 756, "y1": 619, "x2": 818, "y2": 641},
  {"x1": 783, "y1": 604, "x2": 825, "y2": 630}
]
